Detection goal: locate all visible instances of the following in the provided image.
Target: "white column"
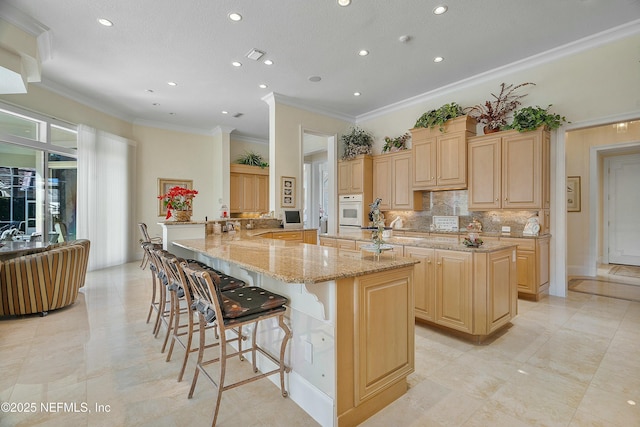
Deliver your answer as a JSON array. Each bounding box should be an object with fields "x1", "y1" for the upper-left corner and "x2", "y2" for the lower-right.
[{"x1": 211, "y1": 126, "x2": 234, "y2": 217}]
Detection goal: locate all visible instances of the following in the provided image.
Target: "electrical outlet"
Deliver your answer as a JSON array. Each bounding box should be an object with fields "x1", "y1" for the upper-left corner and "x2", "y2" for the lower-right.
[{"x1": 304, "y1": 340, "x2": 313, "y2": 363}]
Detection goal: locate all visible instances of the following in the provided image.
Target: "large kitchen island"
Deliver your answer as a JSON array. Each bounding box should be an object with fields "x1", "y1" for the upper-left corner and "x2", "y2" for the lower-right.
[{"x1": 172, "y1": 231, "x2": 418, "y2": 427}]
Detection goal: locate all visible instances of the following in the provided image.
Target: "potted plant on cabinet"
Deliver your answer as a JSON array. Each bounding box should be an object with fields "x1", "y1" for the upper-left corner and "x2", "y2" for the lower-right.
[
  {"x1": 382, "y1": 132, "x2": 410, "y2": 153},
  {"x1": 414, "y1": 102, "x2": 464, "y2": 132},
  {"x1": 236, "y1": 150, "x2": 268, "y2": 168},
  {"x1": 341, "y1": 126, "x2": 373, "y2": 160},
  {"x1": 505, "y1": 104, "x2": 569, "y2": 132},
  {"x1": 464, "y1": 82, "x2": 535, "y2": 134}
]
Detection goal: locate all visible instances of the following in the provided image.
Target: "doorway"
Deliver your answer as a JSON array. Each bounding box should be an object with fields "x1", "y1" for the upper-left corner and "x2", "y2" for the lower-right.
[
  {"x1": 604, "y1": 152, "x2": 640, "y2": 266},
  {"x1": 302, "y1": 131, "x2": 334, "y2": 233}
]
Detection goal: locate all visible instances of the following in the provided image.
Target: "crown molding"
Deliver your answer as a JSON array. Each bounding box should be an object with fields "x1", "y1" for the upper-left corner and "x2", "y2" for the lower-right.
[
  {"x1": 356, "y1": 19, "x2": 640, "y2": 123},
  {"x1": 211, "y1": 125, "x2": 235, "y2": 136},
  {"x1": 264, "y1": 92, "x2": 355, "y2": 123},
  {"x1": 231, "y1": 134, "x2": 268, "y2": 145}
]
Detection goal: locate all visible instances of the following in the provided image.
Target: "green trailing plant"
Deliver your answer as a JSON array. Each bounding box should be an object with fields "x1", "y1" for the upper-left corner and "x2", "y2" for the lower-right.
[
  {"x1": 236, "y1": 150, "x2": 268, "y2": 168},
  {"x1": 414, "y1": 102, "x2": 464, "y2": 132},
  {"x1": 341, "y1": 126, "x2": 373, "y2": 160},
  {"x1": 382, "y1": 132, "x2": 410, "y2": 153},
  {"x1": 505, "y1": 105, "x2": 569, "y2": 132},
  {"x1": 464, "y1": 82, "x2": 535, "y2": 132}
]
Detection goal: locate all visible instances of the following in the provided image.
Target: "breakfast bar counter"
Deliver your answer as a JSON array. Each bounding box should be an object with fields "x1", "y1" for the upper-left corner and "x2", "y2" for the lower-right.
[{"x1": 172, "y1": 232, "x2": 418, "y2": 427}]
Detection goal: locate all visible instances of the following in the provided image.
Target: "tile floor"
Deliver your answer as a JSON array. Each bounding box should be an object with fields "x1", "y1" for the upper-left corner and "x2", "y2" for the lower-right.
[{"x1": 1, "y1": 262, "x2": 639, "y2": 427}]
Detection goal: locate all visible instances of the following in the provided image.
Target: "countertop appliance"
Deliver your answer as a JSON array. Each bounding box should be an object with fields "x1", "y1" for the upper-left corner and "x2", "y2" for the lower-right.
[{"x1": 339, "y1": 194, "x2": 364, "y2": 229}]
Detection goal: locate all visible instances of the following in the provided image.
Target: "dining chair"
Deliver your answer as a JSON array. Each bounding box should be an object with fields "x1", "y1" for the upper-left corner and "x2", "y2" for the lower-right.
[{"x1": 182, "y1": 263, "x2": 292, "y2": 427}]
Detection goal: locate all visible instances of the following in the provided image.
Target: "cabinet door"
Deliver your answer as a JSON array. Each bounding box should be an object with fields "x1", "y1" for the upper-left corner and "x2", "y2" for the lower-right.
[
  {"x1": 412, "y1": 138, "x2": 437, "y2": 189},
  {"x1": 304, "y1": 230, "x2": 318, "y2": 245},
  {"x1": 230, "y1": 173, "x2": 243, "y2": 212},
  {"x1": 255, "y1": 174, "x2": 269, "y2": 212},
  {"x1": 437, "y1": 133, "x2": 467, "y2": 188},
  {"x1": 514, "y1": 249, "x2": 536, "y2": 294},
  {"x1": 435, "y1": 250, "x2": 472, "y2": 333},
  {"x1": 537, "y1": 237, "x2": 550, "y2": 294},
  {"x1": 468, "y1": 137, "x2": 501, "y2": 210},
  {"x1": 373, "y1": 156, "x2": 391, "y2": 210},
  {"x1": 319, "y1": 237, "x2": 336, "y2": 247},
  {"x1": 486, "y1": 249, "x2": 516, "y2": 334},
  {"x1": 502, "y1": 132, "x2": 542, "y2": 209},
  {"x1": 338, "y1": 162, "x2": 351, "y2": 195},
  {"x1": 392, "y1": 152, "x2": 413, "y2": 209},
  {"x1": 335, "y1": 239, "x2": 357, "y2": 250},
  {"x1": 241, "y1": 174, "x2": 256, "y2": 212},
  {"x1": 272, "y1": 231, "x2": 303, "y2": 242},
  {"x1": 404, "y1": 246, "x2": 435, "y2": 322},
  {"x1": 350, "y1": 158, "x2": 364, "y2": 193}
]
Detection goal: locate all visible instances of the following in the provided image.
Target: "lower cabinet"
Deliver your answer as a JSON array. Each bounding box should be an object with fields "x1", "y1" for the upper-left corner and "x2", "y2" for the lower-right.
[
  {"x1": 500, "y1": 236, "x2": 550, "y2": 301},
  {"x1": 319, "y1": 237, "x2": 356, "y2": 250},
  {"x1": 405, "y1": 246, "x2": 517, "y2": 340}
]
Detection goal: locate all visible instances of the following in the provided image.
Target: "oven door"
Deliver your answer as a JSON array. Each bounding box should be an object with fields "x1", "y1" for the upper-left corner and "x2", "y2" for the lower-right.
[{"x1": 339, "y1": 195, "x2": 363, "y2": 228}]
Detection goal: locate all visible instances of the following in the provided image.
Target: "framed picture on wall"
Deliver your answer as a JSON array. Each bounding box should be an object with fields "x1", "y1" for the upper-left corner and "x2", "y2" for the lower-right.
[
  {"x1": 281, "y1": 176, "x2": 295, "y2": 208},
  {"x1": 567, "y1": 176, "x2": 581, "y2": 212},
  {"x1": 158, "y1": 178, "x2": 193, "y2": 217}
]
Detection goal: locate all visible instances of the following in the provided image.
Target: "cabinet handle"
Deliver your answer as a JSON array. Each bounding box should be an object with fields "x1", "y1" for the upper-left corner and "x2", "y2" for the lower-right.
[
  {"x1": 504, "y1": 197, "x2": 508, "y2": 201},
  {"x1": 431, "y1": 176, "x2": 434, "y2": 180},
  {"x1": 495, "y1": 198, "x2": 499, "y2": 201},
  {"x1": 437, "y1": 261, "x2": 441, "y2": 266},
  {"x1": 427, "y1": 259, "x2": 432, "y2": 264}
]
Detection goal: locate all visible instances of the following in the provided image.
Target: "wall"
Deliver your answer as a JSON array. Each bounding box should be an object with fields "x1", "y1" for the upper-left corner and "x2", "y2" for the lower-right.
[
  {"x1": 565, "y1": 121, "x2": 640, "y2": 275},
  {"x1": 230, "y1": 138, "x2": 269, "y2": 164}
]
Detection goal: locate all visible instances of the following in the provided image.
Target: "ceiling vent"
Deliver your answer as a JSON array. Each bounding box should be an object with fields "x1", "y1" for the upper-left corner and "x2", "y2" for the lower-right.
[
  {"x1": 232, "y1": 113, "x2": 244, "y2": 118},
  {"x1": 245, "y1": 49, "x2": 265, "y2": 61}
]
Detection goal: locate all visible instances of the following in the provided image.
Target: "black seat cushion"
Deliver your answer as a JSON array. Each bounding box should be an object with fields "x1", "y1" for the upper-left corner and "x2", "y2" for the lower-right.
[{"x1": 220, "y1": 287, "x2": 288, "y2": 319}]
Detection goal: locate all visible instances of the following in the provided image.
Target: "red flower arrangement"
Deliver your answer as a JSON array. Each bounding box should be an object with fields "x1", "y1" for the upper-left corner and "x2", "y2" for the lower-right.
[{"x1": 158, "y1": 186, "x2": 198, "y2": 219}]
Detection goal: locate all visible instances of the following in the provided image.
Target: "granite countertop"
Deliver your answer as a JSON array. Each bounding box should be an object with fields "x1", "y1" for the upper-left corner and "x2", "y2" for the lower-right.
[
  {"x1": 322, "y1": 230, "x2": 520, "y2": 253},
  {"x1": 381, "y1": 228, "x2": 550, "y2": 239},
  {"x1": 172, "y1": 230, "x2": 418, "y2": 284}
]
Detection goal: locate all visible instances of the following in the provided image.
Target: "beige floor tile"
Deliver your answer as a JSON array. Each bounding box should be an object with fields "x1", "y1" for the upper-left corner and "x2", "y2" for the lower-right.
[{"x1": 2, "y1": 261, "x2": 640, "y2": 426}]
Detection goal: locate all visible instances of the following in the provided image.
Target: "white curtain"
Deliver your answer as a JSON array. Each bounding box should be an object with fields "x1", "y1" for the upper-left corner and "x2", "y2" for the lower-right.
[{"x1": 77, "y1": 125, "x2": 137, "y2": 271}]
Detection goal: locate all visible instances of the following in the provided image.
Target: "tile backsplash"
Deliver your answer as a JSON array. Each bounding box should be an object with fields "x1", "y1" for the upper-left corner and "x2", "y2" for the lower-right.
[{"x1": 383, "y1": 190, "x2": 542, "y2": 234}]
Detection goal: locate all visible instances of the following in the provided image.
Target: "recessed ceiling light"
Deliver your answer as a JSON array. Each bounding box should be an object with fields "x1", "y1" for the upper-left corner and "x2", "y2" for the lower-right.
[
  {"x1": 228, "y1": 12, "x2": 242, "y2": 22},
  {"x1": 398, "y1": 35, "x2": 410, "y2": 43},
  {"x1": 259, "y1": 84, "x2": 268, "y2": 89},
  {"x1": 308, "y1": 76, "x2": 322, "y2": 82},
  {"x1": 337, "y1": 0, "x2": 351, "y2": 6},
  {"x1": 167, "y1": 81, "x2": 177, "y2": 86},
  {"x1": 354, "y1": 92, "x2": 361, "y2": 96},
  {"x1": 358, "y1": 50, "x2": 369, "y2": 56},
  {"x1": 222, "y1": 111, "x2": 228, "y2": 114},
  {"x1": 433, "y1": 56, "x2": 444, "y2": 63},
  {"x1": 263, "y1": 59, "x2": 274, "y2": 65},
  {"x1": 97, "y1": 18, "x2": 113, "y2": 27},
  {"x1": 232, "y1": 61, "x2": 242, "y2": 67},
  {"x1": 433, "y1": 5, "x2": 448, "y2": 15}
]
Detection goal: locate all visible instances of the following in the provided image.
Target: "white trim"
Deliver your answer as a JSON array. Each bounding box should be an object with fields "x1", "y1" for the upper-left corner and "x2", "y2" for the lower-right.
[
  {"x1": 211, "y1": 125, "x2": 235, "y2": 136},
  {"x1": 268, "y1": 93, "x2": 355, "y2": 123},
  {"x1": 356, "y1": 19, "x2": 640, "y2": 123},
  {"x1": 231, "y1": 134, "x2": 268, "y2": 145}
]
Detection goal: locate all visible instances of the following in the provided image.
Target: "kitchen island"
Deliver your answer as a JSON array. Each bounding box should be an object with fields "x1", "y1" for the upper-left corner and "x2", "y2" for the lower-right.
[
  {"x1": 321, "y1": 230, "x2": 519, "y2": 342},
  {"x1": 172, "y1": 231, "x2": 418, "y2": 427}
]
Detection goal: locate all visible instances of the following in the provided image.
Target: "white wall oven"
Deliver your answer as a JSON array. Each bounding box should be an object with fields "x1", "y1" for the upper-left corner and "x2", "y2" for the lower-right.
[{"x1": 339, "y1": 194, "x2": 364, "y2": 229}]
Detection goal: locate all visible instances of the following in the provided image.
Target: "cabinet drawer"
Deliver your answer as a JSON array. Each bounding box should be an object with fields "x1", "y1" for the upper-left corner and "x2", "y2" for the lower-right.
[
  {"x1": 319, "y1": 237, "x2": 336, "y2": 247},
  {"x1": 500, "y1": 237, "x2": 535, "y2": 251},
  {"x1": 272, "y1": 231, "x2": 303, "y2": 241},
  {"x1": 335, "y1": 239, "x2": 357, "y2": 250}
]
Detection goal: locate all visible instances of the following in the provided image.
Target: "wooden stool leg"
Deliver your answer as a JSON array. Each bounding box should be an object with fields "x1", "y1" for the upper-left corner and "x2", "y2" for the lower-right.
[
  {"x1": 188, "y1": 315, "x2": 207, "y2": 399},
  {"x1": 278, "y1": 314, "x2": 292, "y2": 397},
  {"x1": 146, "y1": 273, "x2": 157, "y2": 324}
]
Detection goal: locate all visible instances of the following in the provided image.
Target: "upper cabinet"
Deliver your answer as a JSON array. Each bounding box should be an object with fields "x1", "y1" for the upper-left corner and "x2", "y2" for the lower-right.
[
  {"x1": 230, "y1": 164, "x2": 269, "y2": 213},
  {"x1": 411, "y1": 115, "x2": 476, "y2": 191},
  {"x1": 373, "y1": 150, "x2": 421, "y2": 210},
  {"x1": 338, "y1": 154, "x2": 373, "y2": 196},
  {"x1": 468, "y1": 127, "x2": 550, "y2": 210}
]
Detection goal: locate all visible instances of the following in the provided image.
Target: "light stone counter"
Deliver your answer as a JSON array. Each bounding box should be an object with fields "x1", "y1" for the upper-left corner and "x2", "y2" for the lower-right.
[{"x1": 172, "y1": 230, "x2": 418, "y2": 284}]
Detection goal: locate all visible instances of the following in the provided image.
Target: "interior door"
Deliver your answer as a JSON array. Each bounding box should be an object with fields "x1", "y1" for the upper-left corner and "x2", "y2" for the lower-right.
[{"x1": 606, "y1": 153, "x2": 640, "y2": 266}]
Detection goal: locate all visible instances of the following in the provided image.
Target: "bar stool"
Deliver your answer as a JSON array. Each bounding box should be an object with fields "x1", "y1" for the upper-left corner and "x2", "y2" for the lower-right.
[
  {"x1": 141, "y1": 242, "x2": 168, "y2": 335},
  {"x1": 182, "y1": 263, "x2": 292, "y2": 427},
  {"x1": 160, "y1": 253, "x2": 245, "y2": 381},
  {"x1": 138, "y1": 222, "x2": 162, "y2": 270}
]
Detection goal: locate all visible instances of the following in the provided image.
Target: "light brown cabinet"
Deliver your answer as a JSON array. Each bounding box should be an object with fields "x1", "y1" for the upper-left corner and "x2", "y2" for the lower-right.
[
  {"x1": 373, "y1": 151, "x2": 421, "y2": 210},
  {"x1": 319, "y1": 237, "x2": 357, "y2": 250},
  {"x1": 230, "y1": 164, "x2": 269, "y2": 213},
  {"x1": 410, "y1": 115, "x2": 476, "y2": 191},
  {"x1": 269, "y1": 230, "x2": 318, "y2": 245},
  {"x1": 338, "y1": 155, "x2": 372, "y2": 195},
  {"x1": 404, "y1": 245, "x2": 517, "y2": 339},
  {"x1": 500, "y1": 236, "x2": 550, "y2": 301},
  {"x1": 468, "y1": 128, "x2": 550, "y2": 210}
]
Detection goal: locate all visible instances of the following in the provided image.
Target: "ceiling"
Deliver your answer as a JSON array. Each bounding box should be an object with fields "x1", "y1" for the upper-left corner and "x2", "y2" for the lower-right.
[{"x1": 1, "y1": 0, "x2": 639, "y2": 141}]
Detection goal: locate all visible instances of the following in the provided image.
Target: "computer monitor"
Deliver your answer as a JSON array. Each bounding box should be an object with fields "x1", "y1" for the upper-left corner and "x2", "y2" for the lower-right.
[{"x1": 283, "y1": 210, "x2": 303, "y2": 229}]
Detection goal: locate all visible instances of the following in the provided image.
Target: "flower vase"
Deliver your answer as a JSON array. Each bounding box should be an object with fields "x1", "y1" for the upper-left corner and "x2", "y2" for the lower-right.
[{"x1": 172, "y1": 210, "x2": 192, "y2": 222}]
